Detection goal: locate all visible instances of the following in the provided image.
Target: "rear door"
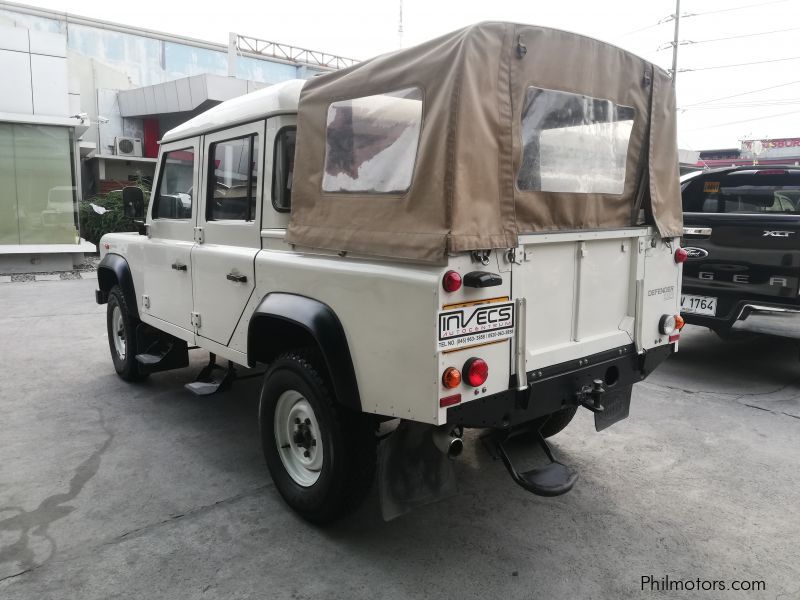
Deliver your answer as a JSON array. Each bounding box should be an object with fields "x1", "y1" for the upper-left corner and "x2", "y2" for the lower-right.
[
  {"x1": 681, "y1": 169, "x2": 800, "y2": 320},
  {"x1": 191, "y1": 122, "x2": 264, "y2": 345}
]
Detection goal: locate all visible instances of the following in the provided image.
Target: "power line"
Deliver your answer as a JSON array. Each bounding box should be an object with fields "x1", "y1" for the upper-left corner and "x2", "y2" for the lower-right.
[
  {"x1": 682, "y1": 80, "x2": 800, "y2": 107},
  {"x1": 659, "y1": 26, "x2": 800, "y2": 49},
  {"x1": 683, "y1": 0, "x2": 794, "y2": 18},
  {"x1": 680, "y1": 55, "x2": 800, "y2": 72},
  {"x1": 684, "y1": 99, "x2": 800, "y2": 110},
  {"x1": 686, "y1": 108, "x2": 800, "y2": 131}
]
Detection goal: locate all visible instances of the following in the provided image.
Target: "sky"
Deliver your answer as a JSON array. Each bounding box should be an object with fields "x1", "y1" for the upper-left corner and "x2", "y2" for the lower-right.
[{"x1": 13, "y1": 0, "x2": 800, "y2": 150}]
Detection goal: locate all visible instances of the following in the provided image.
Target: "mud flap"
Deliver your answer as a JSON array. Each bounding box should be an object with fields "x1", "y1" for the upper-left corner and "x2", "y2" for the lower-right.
[
  {"x1": 594, "y1": 386, "x2": 632, "y2": 431},
  {"x1": 378, "y1": 421, "x2": 458, "y2": 521}
]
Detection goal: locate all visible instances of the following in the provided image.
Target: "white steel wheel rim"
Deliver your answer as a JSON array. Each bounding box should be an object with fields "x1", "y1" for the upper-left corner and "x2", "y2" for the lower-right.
[
  {"x1": 274, "y1": 390, "x2": 323, "y2": 487},
  {"x1": 112, "y1": 305, "x2": 126, "y2": 360}
]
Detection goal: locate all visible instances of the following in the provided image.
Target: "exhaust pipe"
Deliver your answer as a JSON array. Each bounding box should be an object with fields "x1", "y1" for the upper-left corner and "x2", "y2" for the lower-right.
[{"x1": 432, "y1": 426, "x2": 463, "y2": 458}]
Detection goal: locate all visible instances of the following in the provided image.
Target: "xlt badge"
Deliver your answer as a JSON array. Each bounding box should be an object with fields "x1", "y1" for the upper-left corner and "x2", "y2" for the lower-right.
[{"x1": 763, "y1": 230, "x2": 796, "y2": 237}]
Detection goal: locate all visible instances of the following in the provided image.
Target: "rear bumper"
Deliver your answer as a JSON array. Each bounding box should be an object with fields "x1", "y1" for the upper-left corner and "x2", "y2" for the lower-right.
[
  {"x1": 446, "y1": 343, "x2": 673, "y2": 428},
  {"x1": 730, "y1": 304, "x2": 800, "y2": 338}
]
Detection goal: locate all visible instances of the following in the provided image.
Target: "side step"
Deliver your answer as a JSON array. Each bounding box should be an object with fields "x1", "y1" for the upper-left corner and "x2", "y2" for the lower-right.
[
  {"x1": 184, "y1": 353, "x2": 236, "y2": 396},
  {"x1": 134, "y1": 323, "x2": 189, "y2": 374},
  {"x1": 487, "y1": 430, "x2": 577, "y2": 497}
]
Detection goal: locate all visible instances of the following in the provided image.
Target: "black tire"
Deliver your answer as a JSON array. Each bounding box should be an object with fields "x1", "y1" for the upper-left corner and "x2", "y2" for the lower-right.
[
  {"x1": 259, "y1": 351, "x2": 376, "y2": 524},
  {"x1": 106, "y1": 285, "x2": 148, "y2": 382},
  {"x1": 538, "y1": 406, "x2": 578, "y2": 438}
]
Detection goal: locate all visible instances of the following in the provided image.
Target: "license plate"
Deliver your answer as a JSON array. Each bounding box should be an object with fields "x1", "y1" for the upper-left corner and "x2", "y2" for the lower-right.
[{"x1": 681, "y1": 294, "x2": 717, "y2": 316}]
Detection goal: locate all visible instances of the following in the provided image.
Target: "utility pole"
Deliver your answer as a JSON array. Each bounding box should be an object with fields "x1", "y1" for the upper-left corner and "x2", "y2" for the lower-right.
[
  {"x1": 671, "y1": 0, "x2": 681, "y2": 87},
  {"x1": 398, "y1": 0, "x2": 404, "y2": 49}
]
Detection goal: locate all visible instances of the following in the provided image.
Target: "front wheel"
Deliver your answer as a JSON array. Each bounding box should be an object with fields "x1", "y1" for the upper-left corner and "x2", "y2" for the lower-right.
[
  {"x1": 259, "y1": 352, "x2": 376, "y2": 524},
  {"x1": 106, "y1": 286, "x2": 147, "y2": 382}
]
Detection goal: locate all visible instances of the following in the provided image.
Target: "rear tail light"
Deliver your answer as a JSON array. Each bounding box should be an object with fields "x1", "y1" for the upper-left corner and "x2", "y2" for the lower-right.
[
  {"x1": 439, "y1": 393, "x2": 461, "y2": 408},
  {"x1": 675, "y1": 314, "x2": 685, "y2": 330},
  {"x1": 659, "y1": 314, "x2": 679, "y2": 335},
  {"x1": 442, "y1": 367, "x2": 461, "y2": 389},
  {"x1": 463, "y1": 357, "x2": 488, "y2": 387},
  {"x1": 674, "y1": 248, "x2": 688, "y2": 263},
  {"x1": 442, "y1": 270, "x2": 462, "y2": 292},
  {"x1": 756, "y1": 169, "x2": 787, "y2": 175}
]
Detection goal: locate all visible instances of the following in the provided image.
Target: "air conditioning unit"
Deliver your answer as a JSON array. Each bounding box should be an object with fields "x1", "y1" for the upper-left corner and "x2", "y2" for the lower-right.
[{"x1": 115, "y1": 136, "x2": 143, "y2": 157}]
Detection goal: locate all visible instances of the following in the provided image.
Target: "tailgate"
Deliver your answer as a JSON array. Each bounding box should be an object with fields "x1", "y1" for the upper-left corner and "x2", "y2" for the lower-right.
[{"x1": 511, "y1": 228, "x2": 680, "y2": 371}]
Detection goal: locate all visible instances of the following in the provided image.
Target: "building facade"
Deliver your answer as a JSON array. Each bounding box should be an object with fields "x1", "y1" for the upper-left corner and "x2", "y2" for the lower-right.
[{"x1": 0, "y1": 0, "x2": 350, "y2": 272}]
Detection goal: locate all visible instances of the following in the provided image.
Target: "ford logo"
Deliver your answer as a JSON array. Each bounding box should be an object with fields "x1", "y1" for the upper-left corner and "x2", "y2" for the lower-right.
[{"x1": 683, "y1": 247, "x2": 708, "y2": 259}]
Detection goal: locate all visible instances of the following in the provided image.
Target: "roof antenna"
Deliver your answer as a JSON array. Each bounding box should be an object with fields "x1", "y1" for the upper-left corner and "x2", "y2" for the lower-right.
[{"x1": 398, "y1": 0, "x2": 404, "y2": 49}]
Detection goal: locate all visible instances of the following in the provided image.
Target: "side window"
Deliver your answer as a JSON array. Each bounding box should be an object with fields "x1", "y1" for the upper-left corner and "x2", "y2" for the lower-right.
[
  {"x1": 272, "y1": 127, "x2": 296, "y2": 212},
  {"x1": 207, "y1": 135, "x2": 259, "y2": 221},
  {"x1": 153, "y1": 148, "x2": 194, "y2": 220},
  {"x1": 322, "y1": 87, "x2": 423, "y2": 194}
]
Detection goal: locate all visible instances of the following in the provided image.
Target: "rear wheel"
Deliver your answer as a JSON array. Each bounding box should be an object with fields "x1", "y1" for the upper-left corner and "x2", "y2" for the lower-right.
[
  {"x1": 259, "y1": 352, "x2": 376, "y2": 524},
  {"x1": 538, "y1": 406, "x2": 578, "y2": 438},
  {"x1": 106, "y1": 286, "x2": 147, "y2": 382}
]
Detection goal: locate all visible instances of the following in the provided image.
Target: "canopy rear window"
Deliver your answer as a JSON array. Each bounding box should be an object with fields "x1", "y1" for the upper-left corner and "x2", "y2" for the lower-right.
[
  {"x1": 322, "y1": 87, "x2": 423, "y2": 194},
  {"x1": 517, "y1": 87, "x2": 635, "y2": 195}
]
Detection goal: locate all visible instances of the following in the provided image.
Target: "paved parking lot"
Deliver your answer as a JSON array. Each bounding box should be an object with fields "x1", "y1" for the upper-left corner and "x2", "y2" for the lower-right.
[{"x1": 1, "y1": 279, "x2": 798, "y2": 599}]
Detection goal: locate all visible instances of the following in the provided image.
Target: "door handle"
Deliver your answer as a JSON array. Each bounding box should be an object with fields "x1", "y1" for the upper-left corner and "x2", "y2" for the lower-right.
[
  {"x1": 226, "y1": 273, "x2": 247, "y2": 283},
  {"x1": 171, "y1": 262, "x2": 187, "y2": 271}
]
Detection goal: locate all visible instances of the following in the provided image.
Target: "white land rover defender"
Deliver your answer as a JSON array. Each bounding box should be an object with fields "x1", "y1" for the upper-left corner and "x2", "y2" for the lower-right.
[{"x1": 96, "y1": 23, "x2": 686, "y2": 523}]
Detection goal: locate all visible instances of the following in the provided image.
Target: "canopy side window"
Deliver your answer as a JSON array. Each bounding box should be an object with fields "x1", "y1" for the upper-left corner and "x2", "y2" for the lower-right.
[
  {"x1": 272, "y1": 126, "x2": 296, "y2": 213},
  {"x1": 517, "y1": 87, "x2": 635, "y2": 195},
  {"x1": 153, "y1": 148, "x2": 195, "y2": 220},
  {"x1": 322, "y1": 87, "x2": 423, "y2": 194},
  {"x1": 207, "y1": 134, "x2": 259, "y2": 221}
]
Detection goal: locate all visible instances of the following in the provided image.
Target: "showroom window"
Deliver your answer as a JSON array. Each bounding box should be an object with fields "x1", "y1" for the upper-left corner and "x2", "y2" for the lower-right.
[{"x1": 0, "y1": 123, "x2": 77, "y2": 245}]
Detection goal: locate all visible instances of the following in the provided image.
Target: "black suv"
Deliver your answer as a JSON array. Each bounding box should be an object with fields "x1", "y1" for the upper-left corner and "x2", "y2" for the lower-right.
[{"x1": 680, "y1": 166, "x2": 800, "y2": 338}]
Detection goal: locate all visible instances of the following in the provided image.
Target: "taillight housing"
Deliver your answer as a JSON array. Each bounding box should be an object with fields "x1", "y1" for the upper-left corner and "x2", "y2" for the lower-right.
[
  {"x1": 674, "y1": 248, "x2": 688, "y2": 263},
  {"x1": 463, "y1": 357, "x2": 488, "y2": 387},
  {"x1": 659, "y1": 314, "x2": 679, "y2": 335},
  {"x1": 442, "y1": 270, "x2": 462, "y2": 292}
]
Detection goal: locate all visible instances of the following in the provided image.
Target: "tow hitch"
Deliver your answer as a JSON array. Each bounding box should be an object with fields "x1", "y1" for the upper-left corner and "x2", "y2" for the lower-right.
[{"x1": 576, "y1": 379, "x2": 606, "y2": 413}]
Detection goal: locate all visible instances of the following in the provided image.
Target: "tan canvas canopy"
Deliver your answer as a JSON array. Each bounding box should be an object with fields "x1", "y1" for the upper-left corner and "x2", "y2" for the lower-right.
[{"x1": 286, "y1": 22, "x2": 682, "y2": 262}]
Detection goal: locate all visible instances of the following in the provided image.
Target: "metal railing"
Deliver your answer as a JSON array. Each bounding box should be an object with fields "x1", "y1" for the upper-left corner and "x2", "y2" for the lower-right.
[{"x1": 233, "y1": 34, "x2": 358, "y2": 70}]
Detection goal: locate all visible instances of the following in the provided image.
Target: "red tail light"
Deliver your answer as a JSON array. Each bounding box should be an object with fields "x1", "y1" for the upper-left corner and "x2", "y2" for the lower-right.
[
  {"x1": 756, "y1": 169, "x2": 786, "y2": 175},
  {"x1": 463, "y1": 357, "x2": 488, "y2": 387},
  {"x1": 675, "y1": 248, "x2": 688, "y2": 263},
  {"x1": 442, "y1": 270, "x2": 462, "y2": 292}
]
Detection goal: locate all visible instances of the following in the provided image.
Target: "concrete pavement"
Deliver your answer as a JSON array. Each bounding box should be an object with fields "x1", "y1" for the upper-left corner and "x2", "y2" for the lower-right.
[{"x1": 1, "y1": 279, "x2": 798, "y2": 599}]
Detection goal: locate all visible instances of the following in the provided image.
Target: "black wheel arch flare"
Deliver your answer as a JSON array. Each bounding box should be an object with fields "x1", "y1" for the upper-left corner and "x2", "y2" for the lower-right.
[
  {"x1": 96, "y1": 253, "x2": 139, "y2": 320},
  {"x1": 248, "y1": 293, "x2": 361, "y2": 412}
]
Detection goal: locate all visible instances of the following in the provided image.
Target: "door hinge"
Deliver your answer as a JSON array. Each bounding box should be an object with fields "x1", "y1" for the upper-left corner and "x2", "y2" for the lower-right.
[
  {"x1": 142, "y1": 294, "x2": 150, "y2": 310},
  {"x1": 190, "y1": 311, "x2": 201, "y2": 328},
  {"x1": 194, "y1": 226, "x2": 204, "y2": 243},
  {"x1": 506, "y1": 246, "x2": 528, "y2": 265}
]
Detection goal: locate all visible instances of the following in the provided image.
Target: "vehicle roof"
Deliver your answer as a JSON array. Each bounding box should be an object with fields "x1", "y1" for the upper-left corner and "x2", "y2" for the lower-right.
[{"x1": 161, "y1": 79, "x2": 305, "y2": 144}]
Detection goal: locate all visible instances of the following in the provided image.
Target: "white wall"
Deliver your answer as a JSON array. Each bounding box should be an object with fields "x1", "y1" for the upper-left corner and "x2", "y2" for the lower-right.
[{"x1": 0, "y1": 24, "x2": 69, "y2": 117}]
